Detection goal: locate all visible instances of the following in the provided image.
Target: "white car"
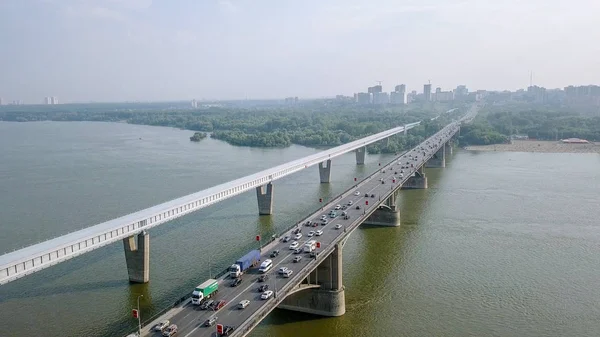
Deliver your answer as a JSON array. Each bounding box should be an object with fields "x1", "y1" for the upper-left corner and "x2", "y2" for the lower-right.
[
  {"x1": 334, "y1": 204, "x2": 341, "y2": 210},
  {"x1": 320, "y1": 215, "x2": 327, "y2": 220},
  {"x1": 294, "y1": 233, "x2": 302, "y2": 240},
  {"x1": 289, "y1": 241, "x2": 299, "y2": 249},
  {"x1": 283, "y1": 269, "x2": 293, "y2": 278},
  {"x1": 308, "y1": 231, "x2": 315, "y2": 237},
  {"x1": 321, "y1": 219, "x2": 328, "y2": 224},
  {"x1": 335, "y1": 224, "x2": 342, "y2": 230},
  {"x1": 153, "y1": 320, "x2": 170, "y2": 332},
  {"x1": 354, "y1": 191, "x2": 360, "y2": 196},
  {"x1": 348, "y1": 200, "x2": 353, "y2": 205},
  {"x1": 238, "y1": 300, "x2": 250, "y2": 309},
  {"x1": 261, "y1": 290, "x2": 274, "y2": 300},
  {"x1": 315, "y1": 230, "x2": 323, "y2": 236},
  {"x1": 278, "y1": 266, "x2": 288, "y2": 274}
]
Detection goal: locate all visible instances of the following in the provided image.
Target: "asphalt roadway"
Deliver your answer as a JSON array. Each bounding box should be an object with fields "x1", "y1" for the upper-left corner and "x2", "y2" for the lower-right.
[{"x1": 142, "y1": 124, "x2": 460, "y2": 337}]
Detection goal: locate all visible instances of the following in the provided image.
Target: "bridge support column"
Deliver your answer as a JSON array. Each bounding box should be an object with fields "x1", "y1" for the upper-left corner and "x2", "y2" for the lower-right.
[
  {"x1": 123, "y1": 231, "x2": 150, "y2": 283},
  {"x1": 363, "y1": 192, "x2": 400, "y2": 227},
  {"x1": 355, "y1": 147, "x2": 366, "y2": 165},
  {"x1": 426, "y1": 145, "x2": 445, "y2": 168},
  {"x1": 384, "y1": 137, "x2": 390, "y2": 147},
  {"x1": 278, "y1": 243, "x2": 345, "y2": 316},
  {"x1": 445, "y1": 140, "x2": 453, "y2": 156},
  {"x1": 318, "y1": 159, "x2": 332, "y2": 183},
  {"x1": 404, "y1": 124, "x2": 408, "y2": 136},
  {"x1": 401, "y1": 166, "x2": 428, "y2": 189},
  {"x1": 256, "y1": 182, "x2": 274, "y2": 215}
]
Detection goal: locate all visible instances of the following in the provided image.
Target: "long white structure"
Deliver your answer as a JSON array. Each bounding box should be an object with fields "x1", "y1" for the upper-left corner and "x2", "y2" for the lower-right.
[{"x1": 0, "y1": 121, "x2": 427, "y2": 285}]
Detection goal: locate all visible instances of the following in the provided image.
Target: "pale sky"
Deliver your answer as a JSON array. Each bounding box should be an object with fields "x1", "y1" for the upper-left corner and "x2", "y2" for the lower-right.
[{"x1": 1, "y1": 0, "x2": 599, "y2": 103}]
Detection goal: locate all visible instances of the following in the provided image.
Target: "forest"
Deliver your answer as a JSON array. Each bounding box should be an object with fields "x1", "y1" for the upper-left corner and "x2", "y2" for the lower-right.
[{"x1": 459, "y1": 103, "x2": 600, "y2": 146}]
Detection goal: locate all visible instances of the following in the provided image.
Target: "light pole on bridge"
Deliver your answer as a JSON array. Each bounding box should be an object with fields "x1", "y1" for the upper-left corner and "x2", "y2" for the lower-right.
[{"x1": 136, "y1": 294, "x2": 144, "y2": 336}]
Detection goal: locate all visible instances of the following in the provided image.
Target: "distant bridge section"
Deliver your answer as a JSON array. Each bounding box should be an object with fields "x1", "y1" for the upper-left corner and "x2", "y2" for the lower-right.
[{"x1": 0, "y1": 119, "x2": 435, "y2": 285}]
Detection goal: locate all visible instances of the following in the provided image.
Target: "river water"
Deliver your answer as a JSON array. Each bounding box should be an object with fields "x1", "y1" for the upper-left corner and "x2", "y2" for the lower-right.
[{"x1": 1, "y1": 122, "x2": 599, "y2": 337}]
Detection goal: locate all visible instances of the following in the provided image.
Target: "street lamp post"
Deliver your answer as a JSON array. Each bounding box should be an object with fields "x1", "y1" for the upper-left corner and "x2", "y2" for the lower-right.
[{"x1": 137, "y1": 295, "x2": 144, "y2": 336}]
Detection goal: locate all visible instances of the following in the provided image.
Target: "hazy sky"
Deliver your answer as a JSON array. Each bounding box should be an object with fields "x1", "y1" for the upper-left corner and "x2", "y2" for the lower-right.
[{"x1": 1, "y1": 0, "x2": 599, "y2": 103}]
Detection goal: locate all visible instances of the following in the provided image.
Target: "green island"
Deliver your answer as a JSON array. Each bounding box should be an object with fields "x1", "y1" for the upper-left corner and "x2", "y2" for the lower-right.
[
  {"x1": 460, "y1": 102, "x2": 600, "y2": 146},
  {"x1": 190, "y1": 132, "x2": 207, "y2": 142},
  {"x1": 0, "y1": 101, "x2": 465, "y2": 154}
]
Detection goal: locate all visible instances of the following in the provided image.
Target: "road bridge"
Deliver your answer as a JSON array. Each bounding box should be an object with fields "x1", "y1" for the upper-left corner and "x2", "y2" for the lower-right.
[
  {"x1": 0, "y1": 107, "x2": 468, "y2": 286},
  {"x1": 136, "y1": 119, "x2": 465, "y2": 337}
]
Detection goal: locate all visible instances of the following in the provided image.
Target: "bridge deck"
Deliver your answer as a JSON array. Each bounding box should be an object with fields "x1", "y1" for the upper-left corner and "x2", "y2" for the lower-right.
[
  {"x1": 138, "y1": 122, "x2": 460, "y2": 337},
  {"x1": 0, "y1": 122, "x2": 422, "y2": 284}
]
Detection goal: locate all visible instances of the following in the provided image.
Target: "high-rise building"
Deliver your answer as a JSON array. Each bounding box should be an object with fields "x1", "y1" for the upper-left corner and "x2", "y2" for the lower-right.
[
  {"x1": 48, "y1": 97, "x2": 59, "y2": 104},
  {"x1": 390, "y1": 91, "x2": 405, "y2": 104},
  {"x1": 424, "y1": 84, "x2": 432, "y2": 101},
  {"x1": 191, "y1": 99, "x2": 198, "y2": 108},
  {"x1": 356, "y1": 92, "x2": 371, "y2": 104},
  {"x1": 373, "y1": 92, "x2": 389, "y2": 104},
  {"x1": 45, "y1": 97, "x2": 51, "y2": 104},
  {"x1": 0, "y1": 97, "x2": 3, "y2": 105}
]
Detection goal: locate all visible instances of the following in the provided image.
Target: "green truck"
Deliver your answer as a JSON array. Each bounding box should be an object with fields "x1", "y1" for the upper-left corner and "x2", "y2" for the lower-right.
[{"x1": 191, "y1": 279, "x2": 218, "y2": 305}]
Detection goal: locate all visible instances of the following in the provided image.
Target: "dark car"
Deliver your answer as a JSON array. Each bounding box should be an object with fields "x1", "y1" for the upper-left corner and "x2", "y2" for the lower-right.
[
  {"x1": 258, "y1": 284, "x2": 269, "y2": 292},
  {"x1": 222, "y1": 326, "x2": 235, "y2": 336},
  {"x1": 270, "y1": 250, "x2": 280, "y2": 258},
  {"x1": 230, "y1": 278, "x2": 242, "y2": 287},
  {"x1": 370, "y1": 194, "x2": 375, "y2": 198},
  {"x1": 312, "y1": 222, "x2": 318, "y2": 227},
  {"x1": 355, "y1": 205, "x2": 361, "y2": 210},
  {"x1": 204, "y1": 316, "x2": 218, "y2": 327},
  {"x1": 200, "y1": 300, "x2": 214, "y2": 310},
  {"x1": 258, "y1": 274, "x2": 268, "y2": 282},
  {"x1": 381, "y1": 180, "x2": 385, "y2": 184},
  {"x1": 364, "y1": 193, "x2": 369, "y2": 197}
]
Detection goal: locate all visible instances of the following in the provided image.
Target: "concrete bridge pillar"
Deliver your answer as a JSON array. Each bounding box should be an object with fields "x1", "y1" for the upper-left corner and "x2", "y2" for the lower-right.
[
  {"x1": 404, "y1": 124, "x2": 408, "y2": 136},
  {"x1": 363, "y1": 192, "x2": 400, "y2": 227},
  {"x1": 384, "y1": 137, "x2": 390, "y2": 147},
  {"x1": 355, "y1": 147, "x2": 366, "y2": 165},
  {"x1": 401, "y1": 165, "x2": 428, "y2": 189},
  {"x1": 445, "y1": 140, "x2": 453, "y2": 156},
  {"x1": 318, "y1": 159, "x2": 332, "y2": 183},
  {"x1": 123, "y1": 231, "x2": 150, "y2": 283},
  {"x1": 426, "y1": 145, "x2": 445, "y2": 168},
  {"x1": 278, "y1": 243, "x2": 345, "y2": 317},
  {"x1": 256, "y1": 182, "x2": 274, "y2": 215}
]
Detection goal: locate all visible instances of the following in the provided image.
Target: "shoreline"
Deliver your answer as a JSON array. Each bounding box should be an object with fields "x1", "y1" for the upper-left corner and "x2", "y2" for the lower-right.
[{"x1": 464, "y1": 140, "x2": 600, "y2": 154}]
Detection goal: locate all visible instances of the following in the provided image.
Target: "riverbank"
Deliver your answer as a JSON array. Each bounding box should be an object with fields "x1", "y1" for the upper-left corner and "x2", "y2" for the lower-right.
[{"x1": 464, "y1": 140, "x2": 600, "y2": 154}]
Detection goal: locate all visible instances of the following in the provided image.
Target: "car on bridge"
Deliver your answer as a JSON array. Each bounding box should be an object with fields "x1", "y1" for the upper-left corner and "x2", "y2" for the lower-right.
[
  {"x1": 294, "y1": 233, "x2": 302, "y2": 240},
  {"x1": 354, "y1": 191, "x2": 360, "y2": 196},
  {"x1": 348, "y1": 200, "x2": 353, "y2": 205},
  {"x1": 278, "y1": 267, "x2": 288, "y2": 274},
  {"x1": 371, "y1": 194, "x2": 375, "y2": 198},
  {"x1": 258, "y1": 274, "x2": 268, "y2": 282},
  {"x1": 334, "y1": 204, "x2": 341, "y2": 210},
  {"x1": 270, "y1": 250, "x2": 280, "y2": 257},
  {"x1": 335, "y1": 224, "x2": 342, "y2": 230},
  {"x1": 238, "y1": 300, "x2": 250, "y2": 309},
  {"x1": 200, "y1": 300, "x2": 214, "y2": 310},
  {"x1": 355, "y1": 205, "x2": 361, "y2": 210},
  {"x1": 213, "y1": 300, "x2": 226, "y2": 311},
  {"x1": 222, "y1": 326, "x2": 235, "y2": 336},
  {"x1": 289, "y1": 241, "x2": 299, "y2": 249},
  {"x1": 162, "y1": 324, "x2": 177, "y2": 337},
  {"x1": 282, "y1": 235, "x2": 291, "y2": 242},
  {"x1": 230, "y1": 277, "x2": 242, "y2": 287},
  {"x1": 293, "y1": 256, "x2": 302, "y2": 263},
  {"x1": 261, "y1": 290, "x2": 274, "y2": 300},
  {"x1": 321, "y1": 219, "x2": 328, "y2": 225},
  {"x1": 204, "y1": 316, "x2": 217, "y2": 327},
  {"x1": 294, "y1": 248, "x2": 303, "y2": 254},
  {"x1": 315, "y1": 230, "x2": 323, "y2": 236},
  {"x1": 283, "y1": 269, "x2": 293, "y2": 278},
  {"x1": 308, "y1": 231, "x2": 315, "y2": 237},
  {"x1": 153, "y1": 320, "x2": 170, "y2": 332},
  {"x1": 258, "y1": 284, "x2": 269, "y2": 292}
]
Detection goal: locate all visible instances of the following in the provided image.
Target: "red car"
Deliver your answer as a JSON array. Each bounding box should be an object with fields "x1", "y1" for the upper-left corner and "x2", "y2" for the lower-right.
[{"x1": 214, "y1": 300, "x2": 226, "y2": 311}]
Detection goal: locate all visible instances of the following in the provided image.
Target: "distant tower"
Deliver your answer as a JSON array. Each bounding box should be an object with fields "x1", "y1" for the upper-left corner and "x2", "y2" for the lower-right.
[
  {"x1": 45, "y1": 97, "x2": 51, "y2": 104},
  {"x1": 424, "y1": 84, "x2": 432, "y2": 101}
]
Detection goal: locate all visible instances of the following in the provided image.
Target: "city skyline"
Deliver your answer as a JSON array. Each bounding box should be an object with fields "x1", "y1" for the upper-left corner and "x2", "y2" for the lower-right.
[{"x1": 1, "y1": 0, "x2": 599, "y2": 103}]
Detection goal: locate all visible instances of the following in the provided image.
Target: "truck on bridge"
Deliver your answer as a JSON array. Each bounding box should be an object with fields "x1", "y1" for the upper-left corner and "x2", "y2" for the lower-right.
[
  {"x1": 229, "y1": 250, "x2": 261, "y2": 278},
  {"x1": 191, "y1": 279, "x2": 218, "y2": 305}
]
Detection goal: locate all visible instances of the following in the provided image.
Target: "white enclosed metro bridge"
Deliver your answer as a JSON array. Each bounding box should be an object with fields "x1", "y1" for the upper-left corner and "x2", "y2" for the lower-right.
[{"x1": 0, "y1": 112, "x2": 456, "y2": 285}]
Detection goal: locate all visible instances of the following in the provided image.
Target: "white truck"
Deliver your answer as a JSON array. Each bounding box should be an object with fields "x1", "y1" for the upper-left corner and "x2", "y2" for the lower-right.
[{"x1": 303, "y1": 240, "x2": 316, "y2": 253}]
